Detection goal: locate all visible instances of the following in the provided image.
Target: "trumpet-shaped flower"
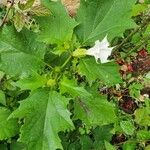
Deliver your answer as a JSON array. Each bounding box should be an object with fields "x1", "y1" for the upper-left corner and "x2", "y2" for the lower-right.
[{"x1": 86, "y1": 36, "x2": 114, "y2": 63}]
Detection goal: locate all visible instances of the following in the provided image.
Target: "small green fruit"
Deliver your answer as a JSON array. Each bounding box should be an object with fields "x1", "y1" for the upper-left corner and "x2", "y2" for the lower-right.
[
  {"x1": 54, "y1": 67, "x2": 61, "y2": 73},
  {"x1": 47, "y1": 79, "x2": 56, "y2": 87}
]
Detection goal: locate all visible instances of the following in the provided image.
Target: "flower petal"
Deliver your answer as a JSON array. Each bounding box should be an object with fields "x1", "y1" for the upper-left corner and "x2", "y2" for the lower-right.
[{"x1": 86, "y1": 36, "x2": 113, "y2": 63}]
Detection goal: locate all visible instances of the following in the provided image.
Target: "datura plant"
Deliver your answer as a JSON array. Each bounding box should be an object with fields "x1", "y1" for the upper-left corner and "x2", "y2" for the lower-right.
[
  {"x1": 73, "y1": 36, "x2": 114, "y2": 63},
  {"x1": 0, "y1": 0, "x2": 150, "y2": 150}
]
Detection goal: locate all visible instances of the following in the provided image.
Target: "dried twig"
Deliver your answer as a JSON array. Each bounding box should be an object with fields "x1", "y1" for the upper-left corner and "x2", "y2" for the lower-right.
[{"x1": 0, "y1": 0, "x2": 14, "y2": 27}]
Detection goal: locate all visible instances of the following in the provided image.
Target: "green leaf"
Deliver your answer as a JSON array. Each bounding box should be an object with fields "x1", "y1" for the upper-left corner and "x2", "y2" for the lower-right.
[
  {"x1": 120, "y1": 120, "x2": 135, "y2": 135},
  {"x1": 0, "y1": 90, "x2": 6, "y2": 105},
  {"x1": 67, "y1": 141, "x2": 81, "y2": 150},
  {"x1": 93, "y1": 125, "x2": 113, "y2": 149},
  {"x1": 129, "y1": 83, "x2": 143, "y2": 99},
  {"x1": 37, "y1": 0, "x2": 77, "y2": 44},
  {"x1": 145, "y1": 0, "x2": 150, "y2": 4},
  {"x1": 145, "y1": 24, "x2": 150, "y2": 34},
  {"x1": 60, "y1": 76, "x2": 92, "y2": 98},
  {"x1": 15, "y1": 73, "x2": 47, "y2": 91},
  {"x1": 73, "y1": 95, "x2": 117, "y2": 127},
  {"x1": 0, "y1": 108, "x2": 19, "y2": 140},
  {"x1": 78, "y1": 58, "x2": 122, "y2": 85},
  {"x1": 10, "y1": 89, "x2": 74, "y2": 150},
  {"x1": 137, "y1": 130, "x2": 150, "y2": 141},
  {"x1": 60, "y1": 77, "x2": 116, "y2": 126},
  {"x1": 132, "y1": 4, "x2": 148, "y2": 16},
  {"x1": 10, "y1": 142, "x2": 26, "y2": 150},
  {"x1": 122, "y1": 141, "x2": 136, "y2": 150},
  {"x1": 75, "y1": 0, "x2": 136, "y2": 45},
  {"x1": 80, "y1": 135, "x2": 93, "y2": 150},
  {"x1": 104, "y1": 141, "x2": 116, "y2": 150},
  {"x1": 134, "y1": 108, "x2": 150, "y2": 126},
  {"x1": 0, "y1": 26, "x2": 46, "y2": 76}
]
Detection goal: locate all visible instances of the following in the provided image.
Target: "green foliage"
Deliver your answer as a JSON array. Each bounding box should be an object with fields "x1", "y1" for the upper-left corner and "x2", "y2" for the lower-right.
[
  {"x1": 105, "y1": 141, "x2": 116, "y2": 150},
  {"x1": 75, "y1": 0, "x2": 136, "y2": 45},
  {"x1": 78, "y1": 58, "x2": 122, "y2": 85},
  {"x1": 60, "y1": 76, "x2": 92, "y2": 98},
  {"x1": 137, "y1": 130, "x2": 150, "y2": 141},
  {"x1": 0, "y1": 144, "x2": 7, "y2": 150},
  {"x1": 0, "y1": 0, "x2": 149, "y2": 149},
  {"x1": 80, "y1": 135, "x2": 93, "y2": 150},
  {"x1": 60, "y1": 77, "x2": 117, "y2": 127},
  {"x1": 10, "y1": 89, "x2": 74, "y2": 150},
  {"x1": 129, "y1": 83, "x2": 143, "y2": 99},
  {"x1": 122, "y1": 141, "x2": 136, "y2": 150},
  {"x1": 10, "y1": 142, "x2": 26, "y2": 150},
  {"x1": 73, "y1": 95, "x2": 117, "y2": 127},
  {"x1": 0, "y1": 108, "x2": 19, "y2": 140},
  {"x1": 15, "y1": 72, "x2": 47, "y2": 91},
  {"x1": 0, "y1": 90, "x2": 6, "y2": 105},
  {"x1": 132, "y1": 4, "x2": 148, "y2": 16},
  {"x1": 0, "y1": 26, "x2": 46, "y2": 76},
  {"x1": 120, "y1": 120, "x2": 135, "y2": 135},
  {"x1": 134, "y1": 107, "x2": 150, "y2": 126},
  {"x1": 37, "y1": 0, "x2": 77, "y2": 45},
  {"x1": 93, "y1": 125, "x2": 113, "y2": 149}
]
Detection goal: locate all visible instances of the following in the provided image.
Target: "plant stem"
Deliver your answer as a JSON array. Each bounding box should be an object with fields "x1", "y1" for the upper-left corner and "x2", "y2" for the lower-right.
[
  {"x1": 55, "y1": 55, "x2": 72, "y2": 81},
  {"x1": 113, "y1": 15, "x2": 150, "y2": 51},
  {"x1": 124, "y1": 34, "x2": 150, "y2": 58},
  {"x1": 43, "y1": 61, "x2": 53, "y2": 69},
  {"x1": 60, "y1": 55, "x2": 72, "y2": 69},
  {"x1": 0, "y1": 0, "x2": 14, "y2": 27},
  {"x1": 114, "y1": 28, "x2": 139, "y2": 50}
]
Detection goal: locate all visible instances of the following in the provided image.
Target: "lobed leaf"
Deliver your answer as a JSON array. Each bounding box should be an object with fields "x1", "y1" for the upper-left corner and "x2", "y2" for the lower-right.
[
  {"x1": 75, "y1": 0, "x2": 137, "y2": 45},
  {"x1": 15, "y1": 72, "x2": 47, "y2": 91},
  {"x1": 78, "y1": 58, "x2": 122, "y2": 85},
  {"x1": 0, "y1": 26, "x2": 46, "y2": 76},
  {"x1": 59, "y1": 76, "x2": 117, "y2": 126},
  {"x1": 37, "y1": 0, "x2": 78, "y2": 44},
  {"x1": 60, "y1": 76, "x2": 92, "y2": 98},
  {"x1": 73, "y1": 95, "x2": 117, "y2": 127},
  {"x1": 10, "y1": 89, "x2": 74, "y2": 150}
]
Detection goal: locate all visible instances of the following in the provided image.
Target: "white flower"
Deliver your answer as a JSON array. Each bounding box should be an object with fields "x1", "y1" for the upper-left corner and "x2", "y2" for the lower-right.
[{"x1": 86, "y1": 36, "x2": 114, "y2": 63}]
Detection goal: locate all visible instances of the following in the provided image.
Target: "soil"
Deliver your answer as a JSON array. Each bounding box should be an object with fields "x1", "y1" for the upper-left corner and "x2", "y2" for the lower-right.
[{"x1": 61, "y1": 0, "x2": 80, "y2": 16}]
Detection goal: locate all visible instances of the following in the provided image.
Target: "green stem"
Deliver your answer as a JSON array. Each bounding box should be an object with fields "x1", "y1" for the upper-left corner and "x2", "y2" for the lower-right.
[
  {"x1": 54, "y1": 55, "x2": 72, "y2": 81},
  {"x1": 60, "y1": 55, "x2": 72, "y2": 69},
  {"x1": 43, "y1": 61, "x2": 53, "y2": 69}
]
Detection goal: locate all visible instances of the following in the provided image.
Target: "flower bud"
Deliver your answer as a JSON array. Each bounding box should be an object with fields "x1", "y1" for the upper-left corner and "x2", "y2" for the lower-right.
[{"x1": 72, "y1": 48, "x2": 87, "y2": 57}]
